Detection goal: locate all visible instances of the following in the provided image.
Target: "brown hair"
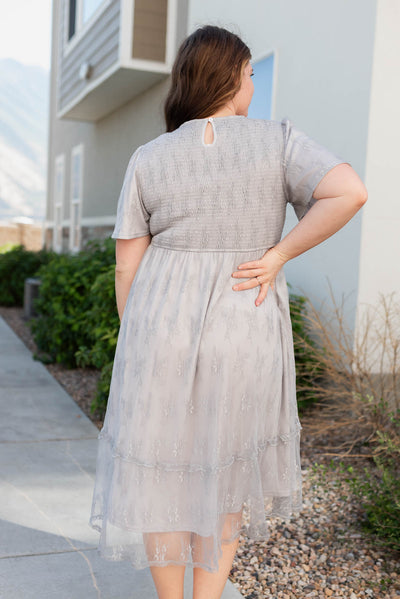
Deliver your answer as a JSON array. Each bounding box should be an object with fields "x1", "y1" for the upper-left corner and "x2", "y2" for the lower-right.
[{"x1": 164, "y1": 25, "x2": 252, "y2": 132}]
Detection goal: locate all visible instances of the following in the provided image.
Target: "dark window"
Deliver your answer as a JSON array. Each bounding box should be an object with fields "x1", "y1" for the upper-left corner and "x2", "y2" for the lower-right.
[{"x1": 68, "y1": 0, "x2": 76, "y2": 40}]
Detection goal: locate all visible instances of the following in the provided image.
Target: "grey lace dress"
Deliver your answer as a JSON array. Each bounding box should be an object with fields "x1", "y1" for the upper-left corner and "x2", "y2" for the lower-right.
[{"x1": 88, "y1": 115, "x2": 349, "y2": 573}]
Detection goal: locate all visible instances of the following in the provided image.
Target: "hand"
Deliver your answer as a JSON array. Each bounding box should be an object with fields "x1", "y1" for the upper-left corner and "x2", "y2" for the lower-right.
[{"x1": 231, "y1": 246, "x2": 289, "y2": 307}]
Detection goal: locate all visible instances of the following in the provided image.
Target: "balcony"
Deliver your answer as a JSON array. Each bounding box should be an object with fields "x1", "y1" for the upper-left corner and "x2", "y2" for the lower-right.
[{"x1": 56, "y1": 0, "x2": 184, "y2": 122}]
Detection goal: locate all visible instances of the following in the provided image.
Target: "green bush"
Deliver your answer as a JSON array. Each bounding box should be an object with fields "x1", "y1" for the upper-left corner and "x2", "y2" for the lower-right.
[
  {"x1": 29, "y1": 238, "x2": 116, "y2": 368},
  {"x1": 346, "y1": 408, "x2": 400, "y2": 554},
  {"x1": 311, "y1": 407, "x2": 400, "y2": 556},
  {"x1": 75, "y1": 264, "x2": 119, "y2": 369},
  {"x1": 92, "y1": 361, "x2": 115, "y2": 419},
  {"x1": 0, "y1": 244, "x2": 56, "y2": 306},
  {"x1": 0, "y1": 241, "x2": 19, "y2": 254},
  {"x1": 288, "y1": 285, "x2": 326, "y2": 414},
  {"x1": 75, "y1": 265, "x2": 120, "y2": 417}
]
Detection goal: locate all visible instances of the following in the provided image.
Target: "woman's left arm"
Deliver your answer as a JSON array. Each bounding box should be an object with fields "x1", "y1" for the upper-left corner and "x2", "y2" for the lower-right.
[{"x1": 115, "y1": 235, "x2": 152, "y2": 321}]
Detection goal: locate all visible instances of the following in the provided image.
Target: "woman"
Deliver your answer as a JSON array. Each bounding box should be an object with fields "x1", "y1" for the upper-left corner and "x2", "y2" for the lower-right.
[{"x1": 89, "y1": 25, "x2": 367, "y2": 599}]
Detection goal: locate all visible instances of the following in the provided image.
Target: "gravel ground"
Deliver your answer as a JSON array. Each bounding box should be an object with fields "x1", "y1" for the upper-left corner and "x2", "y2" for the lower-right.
[{"x1": 1, "y1": 306, "x2": 399, "y2": 599}]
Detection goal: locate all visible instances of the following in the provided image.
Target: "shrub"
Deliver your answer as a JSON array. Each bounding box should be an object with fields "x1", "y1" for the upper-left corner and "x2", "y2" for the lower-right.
[
  {"x1": 288, "y1": 285, "x2": 327, "y2": 414},
  {"x1": 311, "y1": 410, "x2": 400, "y2": 556},
  {"x1": 75, "y1": 265, "x2": 120, "y2": 418},
  {"x1": 29, "y1": 238, "x2": 116, "y2": 368},
  {"x1": 0, "y1": 241, "x2": 19, "y2": 254},
  {"x1": 286, "y1": 286, "x2": 400, "y2": 448},
  {"x1": 91, "y1": 361, "x2": 115, "y2": 419},
  {"x1": 344, "y1": 404, "x2": 400, "y2": 554},
  {"x1": 0, "y1": 244, "x2": 55, "y2": 306},
  {"x1": 297, "y1": 285, "x2": 400, "y2": 555},
  {"x1": 75, "y1": 264, "x2": 119, "y2": 369}
]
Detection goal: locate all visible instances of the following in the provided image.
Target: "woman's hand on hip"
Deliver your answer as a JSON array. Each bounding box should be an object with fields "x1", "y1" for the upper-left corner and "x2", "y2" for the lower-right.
[{"x1": 231, "y1": 246, "x2": 289, "y2": 307}]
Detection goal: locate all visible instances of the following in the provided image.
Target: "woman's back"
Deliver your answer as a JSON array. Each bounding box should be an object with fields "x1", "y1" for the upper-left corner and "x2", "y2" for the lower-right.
[{"x1": 112, "y1": 115, "x2": 347, "y2": 251}]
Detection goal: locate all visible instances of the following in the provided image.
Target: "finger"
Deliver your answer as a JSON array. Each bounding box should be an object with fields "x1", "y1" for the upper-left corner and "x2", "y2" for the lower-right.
[
  {"x1": 232, "y1": 268, "x2": 265, "y2": 279},
  {"x1": 232, "y1": 278, "x2": 262, "y2": 292},
  {"x1": 255, "y1": 282, "x2": 270, "y2": 306},
  {"x1": 236, "y1": 260, "x2": 261, "y2": 270}
]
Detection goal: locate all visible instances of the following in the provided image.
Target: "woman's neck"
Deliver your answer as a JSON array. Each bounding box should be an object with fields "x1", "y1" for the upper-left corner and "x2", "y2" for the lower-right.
[{"x1": 207, "y1": 106, "x2": 238, "y2": 118}]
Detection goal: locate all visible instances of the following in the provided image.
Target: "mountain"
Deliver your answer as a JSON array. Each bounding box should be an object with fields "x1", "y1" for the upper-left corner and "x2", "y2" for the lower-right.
[{"x1": 0, "y1": 58, "x2": 49, "y2": 220}]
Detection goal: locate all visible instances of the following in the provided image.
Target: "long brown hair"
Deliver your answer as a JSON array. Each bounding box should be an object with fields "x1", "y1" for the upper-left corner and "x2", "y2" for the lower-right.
[{"x1": 164, "y1": 25, "x2": 252, "y2": 132}]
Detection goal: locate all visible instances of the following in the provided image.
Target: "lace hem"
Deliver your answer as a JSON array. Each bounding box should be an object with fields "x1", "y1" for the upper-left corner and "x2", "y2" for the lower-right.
[
  {"x1": 97, "y1": 422, "x2": 302, "y2": 473},
  {"x1": 89, "y1": 500, "x2": 302, "y2": 537},
  {"x1": 94, "y1": 550, "x2": 242, "y2": 572}
]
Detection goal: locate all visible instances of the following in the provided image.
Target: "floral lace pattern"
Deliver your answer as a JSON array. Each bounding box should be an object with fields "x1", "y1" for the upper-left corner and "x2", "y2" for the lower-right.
[{"x1": 89, "y1": 116, "x2": 349, "y2": 573}]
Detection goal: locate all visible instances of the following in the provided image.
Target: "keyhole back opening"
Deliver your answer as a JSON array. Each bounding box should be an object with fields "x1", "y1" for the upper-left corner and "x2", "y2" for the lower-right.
[{"x1": 202, "y1": 118, "x2": 216, "y2": 147}]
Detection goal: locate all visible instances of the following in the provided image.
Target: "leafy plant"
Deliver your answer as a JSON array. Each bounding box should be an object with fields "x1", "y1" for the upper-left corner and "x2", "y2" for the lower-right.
[
  {"x1": 345, "y1": 407, "x2": 400, "y2": 554},
  {"x1": 0, "y1": 244, "x2": 55, "y2": 306},
  {"x1": 91, "y1": 360, "x2": 114, "y2": 419},
  {"x1": 311, "y1": 414, "x2": 400, "y2": 556},
  {"x1": 75, "y1": 264, "x2": 120, "y2": 369},
  {"x1": 288, "y1": 284, "x2": 326, "y2": 414},
  {"x1": 75, "y1": 265, "x2": 120, "y2": 419},
  {"x1": 29, "y1": 238, "x2": 115, "y2": 368},
  {"x1": 0, "y1": 241, "x2": 19, "y2": 254}
]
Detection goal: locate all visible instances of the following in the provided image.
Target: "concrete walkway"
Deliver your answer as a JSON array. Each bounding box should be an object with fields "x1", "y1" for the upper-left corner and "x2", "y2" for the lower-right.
[{"x1": 0, "y1": 316, "x2": 244, "y2": 599}]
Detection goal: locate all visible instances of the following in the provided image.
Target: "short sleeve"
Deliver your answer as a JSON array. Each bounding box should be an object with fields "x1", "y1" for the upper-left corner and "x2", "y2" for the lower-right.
[
  {"x1": 111, "y1": 145, "x2": 151, "y2": 239},
  {"x1": 281, "y1": 117, "x2": 351, "y2": 221}
]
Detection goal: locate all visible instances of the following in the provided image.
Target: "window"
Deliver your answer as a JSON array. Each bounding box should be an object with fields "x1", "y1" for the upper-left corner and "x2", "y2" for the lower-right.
[
  {"x1": 54, "y1": 155, "x2": 65, "y2": 252},
  {"x1": 68, "y1": 0, "x2": 76, "y2": 40},
  {"x1": 67, "y1": 0, "x2": 109, "y2": 41},
  {"x1": 70, "y1": 144, "x2": 84, "y2": 252},
  {"x1": 247, "y1": 53, "x2": 275, "y2": 120},
  {"x1": 82, "y1": 0, "x2": 104, "y2": 24}
]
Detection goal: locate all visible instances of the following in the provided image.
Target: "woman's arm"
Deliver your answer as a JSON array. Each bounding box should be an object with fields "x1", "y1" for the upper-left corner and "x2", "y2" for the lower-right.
[
  {"x1": 115, "y1": 234, "x2": 152, "y2": 321},
  {"x1": 272, "y1": 163, "x2": 367, "y2": 262},
  {"x1": 232, "y1": 163, "x2": 368, "y2": 306}
]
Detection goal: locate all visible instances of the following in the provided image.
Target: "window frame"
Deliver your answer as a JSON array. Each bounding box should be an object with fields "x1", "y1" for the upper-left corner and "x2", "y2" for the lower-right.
[
  {"x1": 53, "y1": 154, "x2": 65, "y2": 253},
  {"x1": 69, "y1": 144, "x2": 84, "y2": 253},
  {"x1": 64, "y1": 0, "x2": 112, "y2": 56}
]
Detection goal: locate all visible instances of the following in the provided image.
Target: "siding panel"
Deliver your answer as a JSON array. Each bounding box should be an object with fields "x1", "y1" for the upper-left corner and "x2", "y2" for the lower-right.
[{"x1": 58, "y1": 0, "x2": 120, "y2": 111}]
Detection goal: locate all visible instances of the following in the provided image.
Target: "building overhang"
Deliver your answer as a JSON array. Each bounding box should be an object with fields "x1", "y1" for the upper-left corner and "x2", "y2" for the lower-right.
[{"x1": 57, "y1": 61, "x2": 170, "y2": 122}]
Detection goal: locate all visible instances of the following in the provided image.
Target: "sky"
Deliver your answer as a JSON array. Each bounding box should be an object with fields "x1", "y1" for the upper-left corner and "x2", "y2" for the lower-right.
[{"x1": 0, "y1": 0, "x2": 53, "y2": 71}]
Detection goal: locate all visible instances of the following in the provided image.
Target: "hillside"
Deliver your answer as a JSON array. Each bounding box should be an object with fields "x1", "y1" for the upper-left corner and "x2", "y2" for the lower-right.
[{"x1": 0, "y1": 58, "x2": 49, "y2": 220}]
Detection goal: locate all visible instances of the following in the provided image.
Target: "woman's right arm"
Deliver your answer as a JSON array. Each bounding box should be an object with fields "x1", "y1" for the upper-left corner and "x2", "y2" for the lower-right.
[{"x1": 231, "y1": 163, "x2": 367, "y2": 306}]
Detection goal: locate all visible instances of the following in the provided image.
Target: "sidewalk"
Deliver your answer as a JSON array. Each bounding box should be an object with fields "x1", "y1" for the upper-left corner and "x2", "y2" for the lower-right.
[{"x1": 0, "y1": 316, "x2": 244, "y2": 599}]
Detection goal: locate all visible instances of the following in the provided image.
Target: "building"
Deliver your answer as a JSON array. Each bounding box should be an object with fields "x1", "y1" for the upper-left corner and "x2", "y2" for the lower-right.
[{"x1": 45, "y1": 0, "x2": 400, "y2": 345}]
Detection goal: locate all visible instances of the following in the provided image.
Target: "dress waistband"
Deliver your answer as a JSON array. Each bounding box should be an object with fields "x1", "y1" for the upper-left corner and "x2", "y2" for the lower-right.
[{"x1": 150, "y1": 241, "x2": 274, "y2": 253}]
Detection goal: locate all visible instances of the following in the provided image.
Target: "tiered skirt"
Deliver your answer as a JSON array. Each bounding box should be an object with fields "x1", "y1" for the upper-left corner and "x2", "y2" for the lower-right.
[{"x1": 89, "y1": 242, "x2": 303, "y2": 573}]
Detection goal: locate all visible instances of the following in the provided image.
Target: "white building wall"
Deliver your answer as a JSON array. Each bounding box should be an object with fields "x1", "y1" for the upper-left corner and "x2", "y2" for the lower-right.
[
  {"x1": 355, "y1": 0, "x2": 400, "y2": 371},
  {"x1": 189, "y1": 0, "x2": 376, "y2": 333}
]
